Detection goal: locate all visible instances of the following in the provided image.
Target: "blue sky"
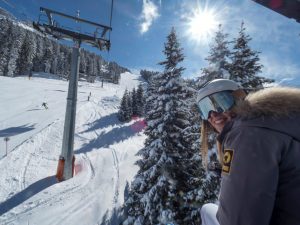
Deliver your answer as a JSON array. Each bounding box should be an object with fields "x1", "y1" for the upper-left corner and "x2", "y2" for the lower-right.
[{"x1": 1, "y1": 0, "x2": 300, "y2": 81}]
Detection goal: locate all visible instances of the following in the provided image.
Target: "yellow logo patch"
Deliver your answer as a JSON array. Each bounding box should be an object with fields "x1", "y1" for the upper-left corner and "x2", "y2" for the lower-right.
[{"x1": 222, "y1": 149, "x2": 234, "y2": 175}]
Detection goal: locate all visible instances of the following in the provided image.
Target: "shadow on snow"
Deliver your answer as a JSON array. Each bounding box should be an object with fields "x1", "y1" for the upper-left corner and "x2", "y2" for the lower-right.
[
  {"x1": 0, "y1": 124, "x2": 35, "y2": 137},
  {"x1": 76, "y1": 120, "x2": 145, "y2": 154},
  {"x1": 0, "y1": 176, "x2": 57, "y2": 216},
  {"x1": 82, "y1": 113, "x2": 122, "y2": 133}
]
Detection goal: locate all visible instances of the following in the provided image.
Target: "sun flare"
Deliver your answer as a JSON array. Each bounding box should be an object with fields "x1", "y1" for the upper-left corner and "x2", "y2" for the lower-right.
[{"x1": 187, "y1": 8, "x2": 218, "y2": 43}]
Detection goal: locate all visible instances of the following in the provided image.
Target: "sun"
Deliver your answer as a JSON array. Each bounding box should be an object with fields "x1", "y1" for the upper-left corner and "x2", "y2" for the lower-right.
[{"x1": 187, "y1": 8, "x2": 219, "y2": 43}]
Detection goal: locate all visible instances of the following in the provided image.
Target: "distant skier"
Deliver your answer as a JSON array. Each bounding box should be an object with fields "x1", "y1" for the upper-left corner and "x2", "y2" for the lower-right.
[
  {"x1": 42, "y1": 102, "x2": 48, "y2": 109},
  {"x1": 88, "y1": 92, "x2": 91, "y2": 101}
]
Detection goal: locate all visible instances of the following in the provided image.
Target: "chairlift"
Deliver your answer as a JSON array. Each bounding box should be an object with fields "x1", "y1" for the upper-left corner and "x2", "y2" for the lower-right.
[{"x1": 32, "y1": 0, "x2": 114, "y2": 51}]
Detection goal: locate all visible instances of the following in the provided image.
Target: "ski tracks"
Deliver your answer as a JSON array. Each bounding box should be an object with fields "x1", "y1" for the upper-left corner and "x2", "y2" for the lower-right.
[
  {"x1": 19, "y1": 119, "x2": 61, "y2": 189},
  {"x1": 41, "y1": 153, "x2": 96, "y2": 225},
  {"x1": 110, "y1": 147, "x2": 120, "y2": 205},
  {"x1": 1, "y1": 152, "x2": 96, "y2": 225}
]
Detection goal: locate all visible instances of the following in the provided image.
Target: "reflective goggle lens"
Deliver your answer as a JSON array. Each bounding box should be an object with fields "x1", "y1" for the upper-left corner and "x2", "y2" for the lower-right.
[{"x1": 198, "y1": 91, "x2": 235, "y2": 120}]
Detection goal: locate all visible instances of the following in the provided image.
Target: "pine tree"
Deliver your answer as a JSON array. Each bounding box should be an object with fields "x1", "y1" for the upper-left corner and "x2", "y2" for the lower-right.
[
  {"x1": 50, "y1": 41, "x2": 60, "y2": 75},
  {"x1": 229, "y1": 22, "x2": 274, "y2": 88},
  {"x1": 127, "y1": 91, "x2": 133, "y2": 119},
  {"x1": 57, "y1": 51, "x2": 66, "y2": 76},
  {"x1": 79, "y1": 49, "x2": 87, "y2": 75},
  {"x1": 118, "y1": 89, "x2": 131, "y2": 122},
  {"x1": 32, "y1": 34, "x2": 44, "y2": 72},
  {"x1": 131, "y1": 88, "x2": 138, "y2": 116},
  {"x1": 124, "y1": 27, "x2": 207, "y2": 225},
  {"x1": 42, "y1": 37, "x2": 53, "y2": 73},
  {"x1": 86, "y1": 55, "x2": 92, "y2": 78},
  {"x1": 140, "y1": 69, "x2": 159, "y2": 83},
  {"x1": 60, "y1": 46, "x2": 71, "y2": 79},
  {"x1": 0, "y1": 19, "x2": 13, "y2": 76},
  {"x1": 16, "y1": 31, "x2": 36, "y2": 75},
  {"x1": 136, "y1": 84, "x2": 144, "y2": 116},
  {"x1": 201, "y1": 24, "x2": 231, "y2": 82},
  {"x1": 5, "y1": 25, "x2": 24, "y2": 77}
]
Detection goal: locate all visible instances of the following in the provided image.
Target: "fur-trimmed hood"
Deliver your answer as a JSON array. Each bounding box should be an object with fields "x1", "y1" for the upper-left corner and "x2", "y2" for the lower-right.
[
  {"x1": 234, "y1": 87, "x2": 300, "y2": 118},
  {"x1": 231, "y1": 86, "x2": 300, "y2": 142}
]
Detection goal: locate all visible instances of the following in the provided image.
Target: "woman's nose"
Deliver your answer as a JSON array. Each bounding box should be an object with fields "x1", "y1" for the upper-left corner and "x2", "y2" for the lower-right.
[{"x1": 208, "y1": 110, "x2": 220, "y2": 119}]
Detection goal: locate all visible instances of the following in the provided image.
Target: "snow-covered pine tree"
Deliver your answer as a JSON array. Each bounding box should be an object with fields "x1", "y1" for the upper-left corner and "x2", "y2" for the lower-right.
[
  {"x1": 0, "y1": 19, "x2": 13, "y2": 76},
  {"x1": 32, "y1": 34, "x2": 44, "y2": 72},
  {"x1": 131, "y1": 88, "x2": 138, "y2": 116},
  {"x1": 201, "y1": 24, "x2": 231, "y2": 83},
  {"x1": 5, "y1": 24, "x2": 24, "y2": 77},
  {"x1": 79, "y1": 49, "x2": 87, "y2": 75},
  {"x1": 143, "y1": 73, "x2": 158, "y2": 117},
  {"x1": 16, "y1": 31, "x2": 36, "y2": 75},
  {"x1": 229, "y1": 22, "x2": 274, "y2": 88},
  {"x1": 140, "y1": 69, "x2": 159, "y2": 83},
  {"x1": 118, "y1": 89, "x2": 131, "y2": 122},
  {"x1": 95, "y1": 55, "x2": 103, "y2": 79},
  {"x1": 42, "y1": 37, "x2": 53, "y2": 73},
  {"x1": 123, "y1": 27, "x2": 206, "y2": 225},
  {"x1": 86, "y1": 54, "x2": 93, "y2": 81},
  {"x1": 127, "y1": 90, "x2": 133, "y2": 119},
  {"x1": 136, "y1": 84, "x2": 144, "y2": 116},
  {"x1": 0, "y1": 18, "x2": 10, "y2": 45},
  {"x1": 91, "y1": 53, "x2": 98, "y2": 82},
  {"x1": 60, "y1": 45, "x2": 71, "y2": 79},
  {"x1": 56, "y1": 50, "x2": 66, "y2": 76},
  {"x1": 50, "y1": 41, "x2": 60, "y2": 75}
]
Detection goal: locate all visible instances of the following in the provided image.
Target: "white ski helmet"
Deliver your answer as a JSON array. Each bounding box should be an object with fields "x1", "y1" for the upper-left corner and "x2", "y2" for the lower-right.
[
  {"x1": 197, "y1": 79, "x2": 241, "y2": 102},
  {"x1": 197, "y1": 79, "x2": 242, "y2": 120}
]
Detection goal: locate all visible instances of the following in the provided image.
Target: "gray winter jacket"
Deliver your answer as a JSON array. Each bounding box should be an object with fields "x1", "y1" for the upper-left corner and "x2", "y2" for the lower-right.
[{"x1": 216, "y1": 87, "x2": 300, "y2": 225}]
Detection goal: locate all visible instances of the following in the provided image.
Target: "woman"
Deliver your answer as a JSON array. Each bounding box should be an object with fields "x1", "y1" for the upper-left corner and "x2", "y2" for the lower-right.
[{"x1": 198, "y1": 79, "x2": 300, "y2": 225}]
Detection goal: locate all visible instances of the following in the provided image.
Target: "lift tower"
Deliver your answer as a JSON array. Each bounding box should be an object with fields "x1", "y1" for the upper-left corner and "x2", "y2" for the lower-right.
[{"x1": 33, "y1": 6, "x2": 113, "y2": 181}]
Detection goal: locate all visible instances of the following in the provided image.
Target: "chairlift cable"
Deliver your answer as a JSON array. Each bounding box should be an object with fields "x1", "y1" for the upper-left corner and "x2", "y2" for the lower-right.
[
  {"x1": 1, "y1": 0, "x2": 35, "y2": 21},
  {"x1": 108, "y1": 0, "x2": 114, "y2": 42}
]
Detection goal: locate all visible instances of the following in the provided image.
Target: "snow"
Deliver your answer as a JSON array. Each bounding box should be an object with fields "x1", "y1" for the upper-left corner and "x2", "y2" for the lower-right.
[
  {"x1": 17, "y1": 22, "x2": 36, "y2": 33},
  {"x1": 200, "y1": 203, "x2": 219, "y2": 225},
  {"x1": 0, "y1": 71, "x2": 146, "y2": 224}
]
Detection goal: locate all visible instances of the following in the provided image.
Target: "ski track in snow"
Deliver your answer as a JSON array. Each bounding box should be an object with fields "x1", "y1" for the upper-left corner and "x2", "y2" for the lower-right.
[
  {"x1": 0, "y1": 72, "x2": 145, "y2": 225},
  {"x1": 110, "y1": 147, "x2": 120, "y2": 205}
]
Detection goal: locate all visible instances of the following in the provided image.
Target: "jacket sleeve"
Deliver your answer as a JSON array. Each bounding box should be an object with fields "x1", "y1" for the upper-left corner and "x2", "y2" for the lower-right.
[{"x1": 216, "y1": 126, "x2": 282, "y2": 225}]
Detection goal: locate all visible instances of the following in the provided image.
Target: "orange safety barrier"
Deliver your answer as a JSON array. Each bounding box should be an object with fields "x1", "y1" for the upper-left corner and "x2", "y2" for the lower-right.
[{"x1": 56, "y1": 155, "x2": 76, "y2": 182}]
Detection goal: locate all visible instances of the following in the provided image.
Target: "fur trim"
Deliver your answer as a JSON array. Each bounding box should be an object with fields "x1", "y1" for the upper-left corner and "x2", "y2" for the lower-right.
[{"x1": 233, "y1": 87, "x2": 300, "y2": 118}]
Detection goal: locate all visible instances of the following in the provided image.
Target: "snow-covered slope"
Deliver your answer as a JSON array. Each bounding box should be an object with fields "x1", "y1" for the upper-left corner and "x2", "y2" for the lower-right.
[{"x1": 0, "y1": 72, "x2": 146, "y2": 225}]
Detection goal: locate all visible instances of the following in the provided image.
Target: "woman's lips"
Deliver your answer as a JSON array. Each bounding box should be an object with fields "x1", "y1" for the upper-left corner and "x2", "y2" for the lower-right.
[{"x1": 214, "y1": 118, "x2": 226, "y2": 124}]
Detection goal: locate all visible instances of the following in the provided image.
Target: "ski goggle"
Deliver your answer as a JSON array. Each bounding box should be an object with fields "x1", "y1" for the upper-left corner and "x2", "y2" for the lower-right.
[{"x1": 198, "y1": 91, "x2": 235, "y2": 120}]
